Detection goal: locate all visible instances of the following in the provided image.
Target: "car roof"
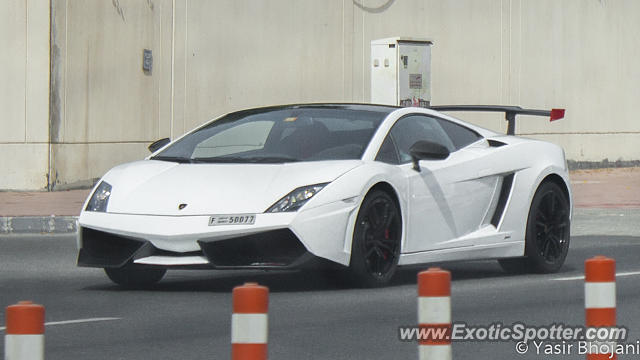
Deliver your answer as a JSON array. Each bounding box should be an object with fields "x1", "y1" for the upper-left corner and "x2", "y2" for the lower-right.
[
  {"x1": 226, "y1": 103, "x2": 400, "y2": 116},
  {"x1": 178, "y1": 103, "x2": 498, "y2": 150}
]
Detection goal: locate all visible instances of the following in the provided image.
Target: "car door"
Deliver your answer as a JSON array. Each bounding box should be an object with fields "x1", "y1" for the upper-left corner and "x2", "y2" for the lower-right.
[{"x1": 376, "y1": 114, "x2": 500, "y2": 253}]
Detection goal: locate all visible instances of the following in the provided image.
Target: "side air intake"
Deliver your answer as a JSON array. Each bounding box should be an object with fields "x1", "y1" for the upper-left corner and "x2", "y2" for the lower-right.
[{"x1": 490, "y1": 173, "x2": 515, "y2": 227}]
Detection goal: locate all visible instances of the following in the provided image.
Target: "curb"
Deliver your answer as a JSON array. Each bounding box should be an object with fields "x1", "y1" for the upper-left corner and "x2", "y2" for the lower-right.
[{"x1": 0, "y1": 216, "x2": 77, "y2": 234}]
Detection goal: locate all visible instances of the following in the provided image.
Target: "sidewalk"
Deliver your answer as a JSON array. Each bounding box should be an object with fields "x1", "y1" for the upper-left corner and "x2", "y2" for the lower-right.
[
  {"x1": 570, "y1": 167, "x2": 640, "y2": 208},
  {"x1": 0, "y1": 189, "x2": 91, "y2": 217},
  {"x1": 1, "y1": 167, "x2": 639, "y2": 233},
  {"x1": 0, "y1": 189, "x2": 90, "y2": 234}
]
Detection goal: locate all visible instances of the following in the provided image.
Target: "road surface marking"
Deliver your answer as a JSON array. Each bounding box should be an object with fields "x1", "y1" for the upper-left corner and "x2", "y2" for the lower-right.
[
  {"x1": 553, "y1": 271, "x2": 640, "y2": 281},
  {"x1": 0, "y1": 317, "x2": 120, "y2": 332}
]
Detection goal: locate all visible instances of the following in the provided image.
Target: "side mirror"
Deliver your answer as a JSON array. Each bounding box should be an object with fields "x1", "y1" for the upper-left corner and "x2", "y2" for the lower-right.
[
  {"x1": 148, "y1": 138, "x2": 170, "y2": 153},
  {"x1": 409, "y1": 140, "x2": 450, "y2": 171}
]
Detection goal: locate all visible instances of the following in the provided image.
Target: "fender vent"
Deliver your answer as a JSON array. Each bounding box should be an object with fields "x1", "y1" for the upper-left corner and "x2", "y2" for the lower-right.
[
  {"x1": 490, "y1": 173, "x2": 515, "y2": 227},
  {"x1": 487, "y1": 139, "x2": 507, "y2": 147}
]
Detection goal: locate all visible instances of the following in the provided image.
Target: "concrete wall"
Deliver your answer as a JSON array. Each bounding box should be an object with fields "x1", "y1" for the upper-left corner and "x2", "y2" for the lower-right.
[
  {"x1": 3, "y1": 0, "x2": 640, "y2": 189},
  {"x1": 172, "y1": 0, "x2": 640, "y2": 162},
  {"x1": 171, "y1": 1, "x2": 351, "y2": 133},
  {"x1": 505, "y1": 0, "x2": 640, "y2": 162},
  {"x1": 49, "y1": 0, "x2": 173, "y2": 188},
  {"x1": 0, "y1": 0, "x2": 50, "y2": 190}
]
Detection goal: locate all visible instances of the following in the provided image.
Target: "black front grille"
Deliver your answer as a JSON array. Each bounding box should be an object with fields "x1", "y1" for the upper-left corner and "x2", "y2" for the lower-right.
[
  {"x1": 78, "y1": 227, "x2": 146, "y2": 267},
  {"x1": 198, "y1": 229, "x2": 307, "y2": 267}
]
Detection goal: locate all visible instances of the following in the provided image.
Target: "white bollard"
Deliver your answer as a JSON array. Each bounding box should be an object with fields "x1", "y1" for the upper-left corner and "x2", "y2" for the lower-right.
[
  {"x1": 418, "y1": 267, "x2": 452, "y2": 360},
  {"x1": 4, "y1": 301, "x2": 45, "y2": 360},
  {"x1": 231, "y1": 282, "x2": 268, "y2": 360},
  {"x1": 585, "y1": 256, "x2": 616, "y2": 360}
]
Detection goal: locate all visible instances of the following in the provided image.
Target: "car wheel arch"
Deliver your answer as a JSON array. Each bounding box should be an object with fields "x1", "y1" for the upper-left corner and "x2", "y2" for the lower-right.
[
  {"x1": 522, "y1": 170, "x2": 573, "y2": 239},
  {"x1": 499, "y1": 172, "x2": 572, "y2": 274},
  {"x1": 526, "y1": 167, "x2": 572, "y2": 217},
  {"x1": 539, "y1": 173, "x2": 571, "y2": 206},
  {"x1": 366, "y1": 182, "x2": 401, "y2": 215},
  {"x1": 361, "y1": 181, "x2": 405, "y2": 250}
]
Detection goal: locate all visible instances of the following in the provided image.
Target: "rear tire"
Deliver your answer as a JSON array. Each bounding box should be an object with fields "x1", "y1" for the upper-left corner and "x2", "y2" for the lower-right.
[
  {"x1": 499, "y1": 181, "x2": 570, "y2": 274},
  {"x1": 347, "y1": 190, "x2": 401, "y2": 287},
  {"x1": 104, "y1": 264, "x2": 166, "y2": 288}
]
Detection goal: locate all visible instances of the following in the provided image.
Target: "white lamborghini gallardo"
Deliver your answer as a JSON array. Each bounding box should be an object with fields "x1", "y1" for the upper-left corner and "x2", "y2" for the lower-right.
[{"x1": 77, "y1": 104, "x2": 571, "y2": 287}]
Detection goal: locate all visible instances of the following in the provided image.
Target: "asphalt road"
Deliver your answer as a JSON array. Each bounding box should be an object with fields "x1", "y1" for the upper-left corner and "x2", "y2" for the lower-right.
[{"x1": 1, "y1": 212, "x2": 639, "y2": 359}]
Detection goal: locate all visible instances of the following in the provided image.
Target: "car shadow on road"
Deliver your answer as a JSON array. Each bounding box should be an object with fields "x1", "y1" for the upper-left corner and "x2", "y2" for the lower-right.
[{"x1": 81, "y1": 259, "x2": 580, "y2": 293}]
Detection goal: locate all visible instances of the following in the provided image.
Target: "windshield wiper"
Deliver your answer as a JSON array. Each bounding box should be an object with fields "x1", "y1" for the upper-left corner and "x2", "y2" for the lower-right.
[
  {"x1": 192, "y1": 155, "x2": 300, "y2": 163},
  {"x1": 244, "y1": 155, "x2": 301, "y2": 163},
  {"x1": 190, "y1": 156, "x2": 252, "y2": 163},
  {"x1": 150, "y1": 156, "x2": 194, "y2": 164}
]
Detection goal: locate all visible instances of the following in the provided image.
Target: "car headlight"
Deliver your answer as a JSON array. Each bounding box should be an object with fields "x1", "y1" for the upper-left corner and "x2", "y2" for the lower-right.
[
  {"x1": 86, "y1": 181, "x2": 112, "y2": 212},
  {"x1": 266, "y1": 183, "x2": 328, "y2": 213}
]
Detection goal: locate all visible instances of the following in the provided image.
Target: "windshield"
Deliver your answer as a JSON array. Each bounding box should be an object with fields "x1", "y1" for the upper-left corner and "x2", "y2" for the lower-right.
[{"x1": 152, "y1": 105, "x2": 392, "y2": 163}]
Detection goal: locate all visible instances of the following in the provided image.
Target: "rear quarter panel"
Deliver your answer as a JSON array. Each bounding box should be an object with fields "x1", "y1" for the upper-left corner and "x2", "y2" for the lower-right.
[{"x1": 490, "y1": 136, "x2": 572, "y2": 245}]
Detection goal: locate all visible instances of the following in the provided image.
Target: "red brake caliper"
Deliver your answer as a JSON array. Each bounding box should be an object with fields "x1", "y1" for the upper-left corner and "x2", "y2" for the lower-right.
[{"x1": 383, "y1": 228, "x2": 390, "y2": 259}]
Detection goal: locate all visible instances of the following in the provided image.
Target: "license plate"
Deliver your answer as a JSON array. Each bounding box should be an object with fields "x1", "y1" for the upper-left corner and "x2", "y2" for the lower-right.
[{"x1": 208, "y1": 214, "x2": 256, "y2": 226}]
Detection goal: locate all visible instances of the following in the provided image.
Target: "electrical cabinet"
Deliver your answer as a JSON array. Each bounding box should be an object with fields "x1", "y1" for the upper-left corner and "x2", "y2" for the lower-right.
[{"x1": 371, "y1": 37, "x2": 433, "y2": 108}]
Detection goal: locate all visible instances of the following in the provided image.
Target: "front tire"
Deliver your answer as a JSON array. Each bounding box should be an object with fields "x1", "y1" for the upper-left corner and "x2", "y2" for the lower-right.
[
  {"x1": 347, "y1": 190, "x2": 402, "y2": 287},
  {"x1": 499, "y1": 181, "x2": 570, "y2": 273},
  {"x1": 104, "y1": 264, "x2": 166, "y2": 288}
]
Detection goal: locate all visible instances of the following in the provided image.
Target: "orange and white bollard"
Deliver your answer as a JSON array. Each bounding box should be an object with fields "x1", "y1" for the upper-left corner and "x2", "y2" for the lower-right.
[
  {"x1": 585, "y1": 256, "x2": 616, "y2": 360},
  {"x1": 231, "y1": 282, "x2": 269, "y2": 360},
  {"x1": 4, "y1": 301, "x2": 45, "y2": 360},
  {"x1": 418, "y1": 267, "x2": 452, "y2": 360}
]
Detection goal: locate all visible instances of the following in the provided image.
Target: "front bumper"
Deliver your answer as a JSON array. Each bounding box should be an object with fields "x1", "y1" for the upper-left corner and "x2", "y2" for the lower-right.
[
  {"x1": 77, "y1": 200, "x2": 358, "y2": 269},
  {"x1": 78, "y1": 226, "x2": 318, "y2": 269}
]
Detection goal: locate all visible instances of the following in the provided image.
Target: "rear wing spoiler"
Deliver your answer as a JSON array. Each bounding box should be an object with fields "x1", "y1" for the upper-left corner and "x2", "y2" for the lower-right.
[{"x1": 429, "y1": 105, "x2": 565, "y2": 135}]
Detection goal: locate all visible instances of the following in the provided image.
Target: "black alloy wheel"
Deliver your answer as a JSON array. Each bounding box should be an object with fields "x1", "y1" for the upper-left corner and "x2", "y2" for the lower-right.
[
  {"x1": 348, "y1": 190, "x2": 401, "y2": 287},
  {"x1": 499, "y1": 181, "x2": 570, "y2": 273},
  {"x1": 532, "y1": 186, "x2": 570, "y2": 264}
]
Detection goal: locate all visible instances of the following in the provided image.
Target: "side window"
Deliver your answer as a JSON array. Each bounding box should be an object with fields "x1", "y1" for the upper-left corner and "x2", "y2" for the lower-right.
[
  {"x1": 388, "y1": 115, "x2": 455, "y2": 164},
  {"x1": 435, "y1": 118, "x2": 482, "y2": 150},
  {"x1": 375, "y1": 136, "x2": 400, "y2": 164}
]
